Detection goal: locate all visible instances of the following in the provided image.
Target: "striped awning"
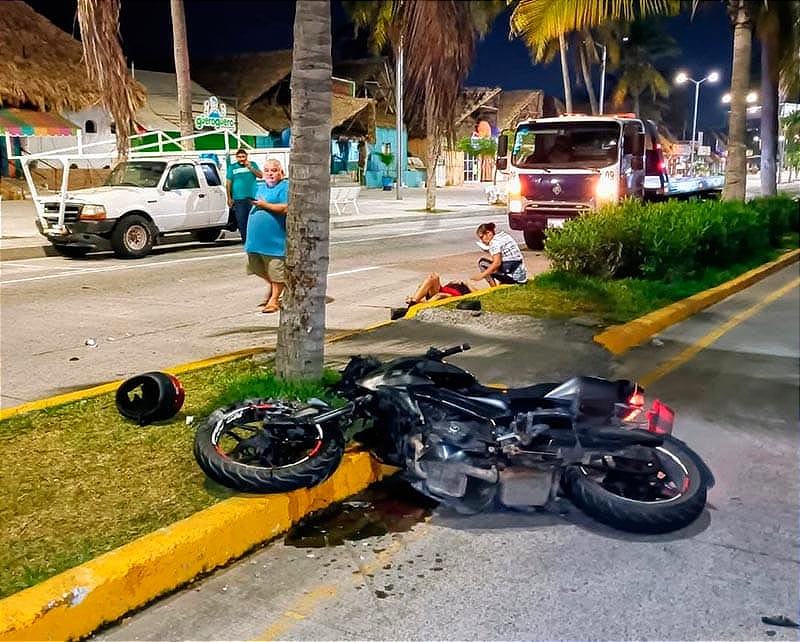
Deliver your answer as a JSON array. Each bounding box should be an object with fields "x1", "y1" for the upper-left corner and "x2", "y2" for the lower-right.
[{"x1": 0, "y1": 108, "x2": 80, "y2": 136}]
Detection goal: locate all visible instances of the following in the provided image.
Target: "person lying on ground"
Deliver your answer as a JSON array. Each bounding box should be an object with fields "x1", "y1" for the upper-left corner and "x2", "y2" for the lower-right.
[
  {"x1": 390, "y1": 273, "x2": 481, "y2": 319},
  {"x1": 471, "y1": 222, "x2": 528, "y2": 287},
  {"x1": 406, "y1": 272, "x2": 481, "y2": 305}
]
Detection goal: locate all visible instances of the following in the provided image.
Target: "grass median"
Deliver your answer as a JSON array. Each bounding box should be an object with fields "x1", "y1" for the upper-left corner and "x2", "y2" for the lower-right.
[{"x1": 0, "y1": 242, "x2": 796, "y2": 600}]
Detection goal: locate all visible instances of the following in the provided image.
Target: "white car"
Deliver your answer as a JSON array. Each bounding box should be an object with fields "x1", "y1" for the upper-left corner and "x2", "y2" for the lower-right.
[{"x1": 36, "y1": 158, "x2": 229, "y2": 258}]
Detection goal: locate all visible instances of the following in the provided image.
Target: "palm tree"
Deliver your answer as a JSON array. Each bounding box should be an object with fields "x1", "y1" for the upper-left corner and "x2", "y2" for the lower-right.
[
  {"x1": 76, "y1": 0, "x2": 141, "y2": 157},
  {"x1": 755, "y1": 1, "x2": 799, "y2": 194},
  {"x1": 509, "y1": 0, "x2": 678, "y2": 116},
  {"x1": 346, "y1": 0, "x2": 503, "y2": 211},
  {"x1": 609, "y1": 18, "x2": 678, "y2": 117},
  {"x1": 170, "y1": 0, "x2": 194, "y2": 150},
  {"x1": 275, "y1": 0, "x2": 332, "y2": 379}
]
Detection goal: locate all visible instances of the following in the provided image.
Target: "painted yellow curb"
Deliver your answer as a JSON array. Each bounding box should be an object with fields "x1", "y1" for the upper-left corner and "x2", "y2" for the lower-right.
[
  {"x1": 403, "y1": 284, "x2": 512, "y2": 319},
  {"x1": 594, "y1": 249, "x2": 800, "y2": 355},
  {"x1": 0, "y1": 346, "x2": 274, "y2": 422},
  {"x1": 0, "y1": 452, "x2": 397, "y2": 642}
]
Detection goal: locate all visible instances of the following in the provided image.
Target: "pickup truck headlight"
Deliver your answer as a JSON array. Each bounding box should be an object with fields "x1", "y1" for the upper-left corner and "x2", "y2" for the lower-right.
[{"x1": 79, "y1": 204, "x2": 107, "y2": 220}]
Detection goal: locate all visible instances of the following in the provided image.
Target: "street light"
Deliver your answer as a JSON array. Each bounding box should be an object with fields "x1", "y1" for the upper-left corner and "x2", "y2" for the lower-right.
[
  {"x1": 593, "y1": 36, "x2": 628, "y2": 115},
  {"x1": 675, "y1": 70, "x2": 720, "y2": 173}
]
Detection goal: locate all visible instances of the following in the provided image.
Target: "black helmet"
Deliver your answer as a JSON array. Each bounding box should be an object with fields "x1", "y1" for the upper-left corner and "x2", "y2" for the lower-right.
[{"x1": 115, "y1": 371, "x2": 185, "y2": 425}]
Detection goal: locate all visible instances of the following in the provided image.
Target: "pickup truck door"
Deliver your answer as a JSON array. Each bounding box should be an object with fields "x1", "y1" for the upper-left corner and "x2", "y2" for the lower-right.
[
  {"x1": 159, "y1": 163, "x2": 207, "y2": 230},
  {"x1": 197, "y1": 163, "x2": 229, "y2": 226}
]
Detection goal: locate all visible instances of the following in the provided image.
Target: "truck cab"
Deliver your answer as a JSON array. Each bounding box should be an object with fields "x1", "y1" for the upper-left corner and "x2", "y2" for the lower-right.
[{"x1": 496, "y1": 115, "x2": 646, "y2": 249}]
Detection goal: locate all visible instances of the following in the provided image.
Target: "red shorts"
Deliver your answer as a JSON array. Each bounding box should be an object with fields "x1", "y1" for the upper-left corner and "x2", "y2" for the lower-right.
[{"x1": 441, "y1": 282, "x2": 470, "y2": 297}]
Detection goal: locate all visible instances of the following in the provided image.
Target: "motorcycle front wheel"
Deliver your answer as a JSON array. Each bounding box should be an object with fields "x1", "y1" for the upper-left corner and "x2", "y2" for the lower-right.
[
  {"x1": 562, "y1": 435, "x2": 708, "y2": 534},
  {"x1": 193, "y1": 399, "x2": 345, "y2": 493}
]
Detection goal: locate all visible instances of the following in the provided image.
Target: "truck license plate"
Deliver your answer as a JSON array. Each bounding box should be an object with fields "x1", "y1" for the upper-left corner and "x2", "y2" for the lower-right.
[{"x1": 547, "y1": 218, "x2": 566, "y2": 228}]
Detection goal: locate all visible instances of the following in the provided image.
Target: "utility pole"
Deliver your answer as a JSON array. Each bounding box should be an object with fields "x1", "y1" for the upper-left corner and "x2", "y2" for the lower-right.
[{"x1": 395, "y1": 36, "x2": 404, "y2": 200}]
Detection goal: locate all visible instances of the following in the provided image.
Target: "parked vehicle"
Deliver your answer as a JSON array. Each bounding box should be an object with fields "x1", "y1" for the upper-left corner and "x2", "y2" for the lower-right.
[
  {"x1": 194, "y1": 343, "x2": 713, "y2": 534},
  {"x1": 33, "y1": 158, "x2": 229, "y2": 258},
  {"x1": 496, "y1": 115, "x2": 722, "y2": 250}
]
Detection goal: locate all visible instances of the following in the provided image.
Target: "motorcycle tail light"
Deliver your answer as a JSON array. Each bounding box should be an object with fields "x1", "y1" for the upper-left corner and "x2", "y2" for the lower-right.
[
  {"x1": 647, "y1": 400, "x2": 675, "y2": 435},
  {"x1": 622, "y1": 386, "x2": 645, "y2": 422}
]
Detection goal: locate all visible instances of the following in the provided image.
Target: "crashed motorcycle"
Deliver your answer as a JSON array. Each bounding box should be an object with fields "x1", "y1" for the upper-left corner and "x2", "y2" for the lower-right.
[{"x1": 194, "y1": 344, "x2": 713, "y2": 533}]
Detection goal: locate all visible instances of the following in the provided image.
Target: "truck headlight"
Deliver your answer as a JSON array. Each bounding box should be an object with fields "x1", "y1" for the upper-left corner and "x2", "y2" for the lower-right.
[
  {"x1": 79, "y1": 204, "x2": 107, "y2": 220},
  {"x1": 595, "y1": 171, "x2": 617, "y2": 201},
  {"x1": 508, "y1": 172, "x2": 521, "y2": 197}
]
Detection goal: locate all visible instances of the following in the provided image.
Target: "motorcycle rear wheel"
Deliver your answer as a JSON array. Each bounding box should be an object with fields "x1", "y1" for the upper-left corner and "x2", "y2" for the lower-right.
[
  {"x1": 562, "y1": 435, "x2": 708, "y2": 534},
  {"x1": 193, "y1": 399, "x2": 344, "y2": 493}
]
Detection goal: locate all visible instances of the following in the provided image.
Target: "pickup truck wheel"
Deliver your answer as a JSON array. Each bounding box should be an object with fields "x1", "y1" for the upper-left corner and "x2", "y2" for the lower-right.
[
  {"x1": 523, "y1": 230, "x2": 544, "y2": 251},
  {"x1": 192, "y1": 227, "x2": 223, "y2": 243},
  {"x1": 53, "y1": 245, "x2": 90, "y2": 258},
  {"x1": 112, "y1": 215, "x2": 154, "y2": 259}
]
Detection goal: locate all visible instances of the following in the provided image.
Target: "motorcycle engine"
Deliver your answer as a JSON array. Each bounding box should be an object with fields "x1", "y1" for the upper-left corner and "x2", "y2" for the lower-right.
[{"x1": 415, "y1": 398, "x2": 495, "y2": 449}]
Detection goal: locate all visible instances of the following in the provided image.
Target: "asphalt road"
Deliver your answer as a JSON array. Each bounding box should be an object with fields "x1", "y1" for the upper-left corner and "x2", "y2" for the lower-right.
[
  {"x1": 0, "y1": 211, "x2": 541, "y2": 408},
  {"x1": 92, "y1": 264, "x2": 799, "y2": 642}
]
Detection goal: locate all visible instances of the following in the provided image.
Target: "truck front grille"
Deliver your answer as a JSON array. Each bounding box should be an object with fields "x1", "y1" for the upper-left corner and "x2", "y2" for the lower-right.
[{"x1": 42, "y1": 202, "x2": 81, "y2": 224}]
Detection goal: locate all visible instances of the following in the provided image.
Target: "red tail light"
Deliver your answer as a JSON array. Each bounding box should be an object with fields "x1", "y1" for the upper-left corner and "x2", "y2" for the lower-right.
[
  {"x1": 622, "y1": 386, "x2": 646, "y2": 422},
  {"x1": 658, "y1": 161, "x2": 666, "y2": 171}
]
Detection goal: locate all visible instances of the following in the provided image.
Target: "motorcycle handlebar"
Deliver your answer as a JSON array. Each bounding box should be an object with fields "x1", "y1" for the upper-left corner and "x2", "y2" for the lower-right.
[{"x1": 426, "y1": 343, "x2": 471, "y2": 360}]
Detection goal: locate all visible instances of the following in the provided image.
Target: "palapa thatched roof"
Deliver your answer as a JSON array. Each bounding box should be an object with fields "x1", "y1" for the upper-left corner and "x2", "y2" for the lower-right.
[
  {"x1": 0, "y1": 1, "x2": 144, "y2": 112},
  {"x1": 496, "y1": 90, "x2": 545, "y2": 131},
  {"x1": 192, "y1": 50, "x2": 294, "y2": 112},
  {"x1": 132, "y1": 70, "x2": 268, "y2": 136},
  {"x1": 332, "y1": 95, "x2": 375, "y2": 142}
]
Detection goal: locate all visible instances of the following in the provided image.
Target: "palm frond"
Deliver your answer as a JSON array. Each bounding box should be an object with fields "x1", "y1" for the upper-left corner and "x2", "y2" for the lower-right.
[{"x1": 77, "y1": 0, "x2": 139, "y2": 157}]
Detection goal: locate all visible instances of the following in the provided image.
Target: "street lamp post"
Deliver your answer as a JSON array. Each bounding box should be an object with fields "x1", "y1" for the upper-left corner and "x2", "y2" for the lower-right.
[
  {"x1": 598, "y1": 43, "x2": 607, "y2": 115},
  {"x1": 675, "y1": 70, "x2": 719, "y2": 174}
]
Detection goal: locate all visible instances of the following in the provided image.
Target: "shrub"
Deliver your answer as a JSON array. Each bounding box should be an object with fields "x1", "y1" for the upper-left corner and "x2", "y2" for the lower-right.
[{"x1": 545, "y1": 195, "x2": 798, "y2": 281}]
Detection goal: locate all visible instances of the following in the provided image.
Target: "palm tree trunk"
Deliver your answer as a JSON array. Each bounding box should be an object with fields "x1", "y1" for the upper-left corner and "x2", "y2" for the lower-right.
[
  {"x1": 558, "y1": 33, "x2": 573, "y2": 113},
  {"x1": 758, "y1": 12, "x2": 779, "y2": 196},
  {"x1": 170, "y1": 0, "x2": 194, "y2": 150},
  {"x1": 424, "y1": 69, "x2": 438, "y2": 211},
  {"x1": 275, "y1": 0, "x2": 332, "y2": 380},
  {"x1": 578, "y1": 40, "x2": 598, "y2": 114},
  {"x1": 723, "y1": 0, "x2": 753, "y2": 201}
]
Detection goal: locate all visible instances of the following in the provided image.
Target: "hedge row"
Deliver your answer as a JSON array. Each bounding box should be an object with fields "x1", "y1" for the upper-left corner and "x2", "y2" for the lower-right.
[{"x1": 544, "y1": 195, "x2": 799, "y2": 281}]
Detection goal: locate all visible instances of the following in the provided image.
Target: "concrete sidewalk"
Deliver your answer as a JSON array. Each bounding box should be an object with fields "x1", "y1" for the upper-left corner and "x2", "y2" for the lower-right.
[{"x1": 0, "y1": 184, "x2": 499, "y2": 261}]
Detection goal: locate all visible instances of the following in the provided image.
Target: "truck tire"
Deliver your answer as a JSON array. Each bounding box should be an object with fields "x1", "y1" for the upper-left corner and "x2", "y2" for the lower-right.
[
  {"x1": 111, "y1": 214, "x2": 155, "y2": 259},
  {"x1": 192, "y1": 227, "x2": 223, "y2": 243},
  {"x1": 523, "y1": 230, "x2": 544, "y2": 251}
]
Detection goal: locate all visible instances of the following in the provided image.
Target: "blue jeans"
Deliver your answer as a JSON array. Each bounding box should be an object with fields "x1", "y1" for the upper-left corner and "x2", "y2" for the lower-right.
[{"x1": 232, "y1": 199, "x2": 253, "y2": 244}]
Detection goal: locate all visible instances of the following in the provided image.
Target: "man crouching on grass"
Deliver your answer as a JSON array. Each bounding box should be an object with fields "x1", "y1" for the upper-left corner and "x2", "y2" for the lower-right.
[{"x1": 245, "y1": 159, "x2": 289, "y2": 313}]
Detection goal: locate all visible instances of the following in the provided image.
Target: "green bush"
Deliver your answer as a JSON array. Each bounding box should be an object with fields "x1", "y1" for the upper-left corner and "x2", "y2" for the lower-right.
[{"x1": 545, "y1": 195, "x2": 798, "y2": 281}]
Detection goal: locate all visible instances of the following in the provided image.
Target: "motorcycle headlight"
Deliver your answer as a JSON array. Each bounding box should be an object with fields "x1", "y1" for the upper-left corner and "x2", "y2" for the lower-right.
[{"x1": 79, "y1": 204, "x2": 107, "y2": 220}]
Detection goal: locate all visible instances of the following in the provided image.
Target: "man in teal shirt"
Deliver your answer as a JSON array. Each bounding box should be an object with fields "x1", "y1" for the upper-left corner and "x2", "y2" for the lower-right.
[
  {"x1": 245, "y1": 159, "x2": 289, "y2": 313},
  {"x1": 226, "y1": 148, "x2": 262, "y2": 244}
]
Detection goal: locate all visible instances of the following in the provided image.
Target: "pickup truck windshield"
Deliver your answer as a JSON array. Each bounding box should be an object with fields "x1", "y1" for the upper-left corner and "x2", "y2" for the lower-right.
[
  {"x1": 511, "y1": 123, "x2": 621, "y2": 169},
  {"x1": 104, "y1": 161, "x2": 167, "y2": 188}
]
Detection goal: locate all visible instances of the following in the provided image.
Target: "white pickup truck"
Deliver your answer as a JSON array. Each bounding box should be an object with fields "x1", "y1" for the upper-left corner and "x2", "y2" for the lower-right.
[{"x1": 35, "y1": 158, "x2": 230, "y2": 258}]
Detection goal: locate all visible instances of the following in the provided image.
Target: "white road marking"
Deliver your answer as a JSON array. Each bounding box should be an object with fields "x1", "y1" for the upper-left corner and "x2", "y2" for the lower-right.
[{"x1": 0, "y1": 220, "x2": 499, "y2": 285}]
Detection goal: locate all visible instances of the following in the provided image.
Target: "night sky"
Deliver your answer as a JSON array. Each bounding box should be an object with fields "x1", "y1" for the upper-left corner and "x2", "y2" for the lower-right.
[{"x1": 24, "y1": 0, "x2": 740, "y2": 131}]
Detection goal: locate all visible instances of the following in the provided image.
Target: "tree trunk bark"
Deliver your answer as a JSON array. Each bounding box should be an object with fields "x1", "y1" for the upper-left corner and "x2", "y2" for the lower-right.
[
  {"x1": 424, "y1": 69, "x2": 438, "y2": 211},
  {"x1": 758, "y1": 13, "x2": 779, "y2": 196},
  {"x1": 170, "y1": 0, "x2": 194, "y2": 150},
  {"x1": 558, "y1": 33, "x2": 573, "y2": 113},
  {"x1": 578, "y1": 41, "x2": 598, "y2": 115},
  {"x1": 275, "y1": 0, "x2": 332, "y2": 380},
  {"x1": 723, "y1": 0, "x2": 752, "y2": 201}
]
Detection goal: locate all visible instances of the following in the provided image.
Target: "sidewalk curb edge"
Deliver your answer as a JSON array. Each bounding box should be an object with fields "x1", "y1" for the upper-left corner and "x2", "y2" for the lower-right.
[{"x1": 593, "y1": 249, "x2": 800, "y2": 355}]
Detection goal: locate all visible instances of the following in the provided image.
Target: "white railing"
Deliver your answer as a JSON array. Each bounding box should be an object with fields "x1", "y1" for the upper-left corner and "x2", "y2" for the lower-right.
[{"x1": 5, "y1": 128, "x2": 290, "y2": 230}]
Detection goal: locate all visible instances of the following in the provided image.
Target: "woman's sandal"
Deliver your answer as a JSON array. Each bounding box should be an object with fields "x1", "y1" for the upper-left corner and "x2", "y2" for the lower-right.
[{"x1": 262, "y1": 303, "x2": 280, "y2": 313}]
